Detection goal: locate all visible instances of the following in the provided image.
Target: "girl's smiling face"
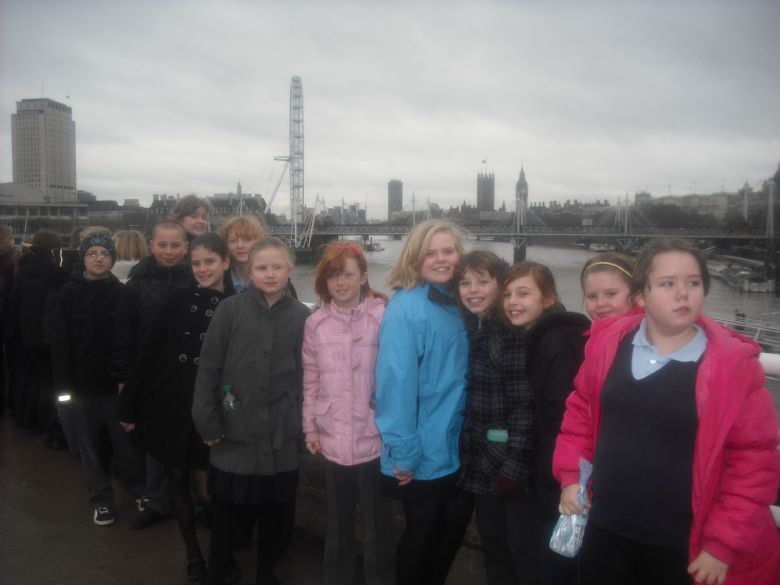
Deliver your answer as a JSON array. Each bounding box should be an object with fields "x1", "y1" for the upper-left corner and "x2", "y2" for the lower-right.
[
  {"x1": 583, "y1": 270, "x2": 633, "y2": 321},
  {"x1": 502, "y1": 274, "x2": 554, "y2": 328},
  {"x1": 458, "y1": 268, "x2": 500, "y2": 318},
  {"x1": 419, "y1": 231, "x2": 459, "y2": 285},
  {"x1": 190, "y1": 246, "x2": 229, "y2": 291},
  {"x1": 326, "y1": 256, "x2": 367, "y2": 309},
  {"x1": 180, "y1": 207, "x2": 209, "y2": 237}
]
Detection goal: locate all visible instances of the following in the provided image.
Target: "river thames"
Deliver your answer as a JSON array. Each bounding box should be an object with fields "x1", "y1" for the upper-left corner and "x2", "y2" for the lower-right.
[{"x1": 290, "y1": 237, "x2": 780, "y2": 326}]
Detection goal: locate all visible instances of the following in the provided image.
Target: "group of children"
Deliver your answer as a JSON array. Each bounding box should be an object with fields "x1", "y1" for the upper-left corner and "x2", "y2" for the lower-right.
[{"x1": 3, "y1": 211, "x2": 779, "y2": 585}]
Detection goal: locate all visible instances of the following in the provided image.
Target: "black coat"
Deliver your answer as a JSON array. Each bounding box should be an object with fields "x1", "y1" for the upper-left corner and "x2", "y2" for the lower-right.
[
  {"x1": 51, "y1": 271, "x2": 124, "y2": 396},
  {"x1": 12, "y1": 247, "x2": 69, "y2": 348},
  {"x1": 526, "y1": 309, "x2": 590, "y2": 520},
  {"x1": 0, "y1": 248, "x2": 17, "y2": 327},
  {"x1": 118, "y1": 285, "x2": 227, "y2": 469},
  {"x1": 111, "y1": 256, "x2": 193, "y2": 383}
]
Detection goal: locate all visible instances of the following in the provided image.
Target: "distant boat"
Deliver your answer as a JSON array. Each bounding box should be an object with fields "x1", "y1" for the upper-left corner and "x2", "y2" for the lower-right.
[
  {"x1": 721, "y1": 265, "x2": 774, "y2": 293},
  {"x1": 589, "y1": 243, "x2": 614, "y2": 252}
]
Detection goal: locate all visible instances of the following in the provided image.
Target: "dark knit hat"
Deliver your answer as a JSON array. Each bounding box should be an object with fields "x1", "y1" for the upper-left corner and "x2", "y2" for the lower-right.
[{"x1": 80, "y1": 231, "x2": 116, "y2": 266}]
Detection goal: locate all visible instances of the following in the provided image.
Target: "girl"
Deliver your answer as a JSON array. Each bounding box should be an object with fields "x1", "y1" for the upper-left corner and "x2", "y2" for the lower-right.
[
  {"x1": 193, "y1": 237, "x2": 310, "y2": 585},
  {"x1": 171, "y1": 194, "x2": 212, "y2": 240},
  {"x1": 456, "y1": 252, "x2": 538, "y2": 585},
  {"x1": 219, "y1": 215, "x2": 266, "y2": 295},
  {"x1": 301, "y1": 242, "x2": 395, "y2": 585},
  {"x1": 580, "y1": 252, "x2": 634, "y2": 321},
  {"x1": 374, "y1": 219, "x2": 473, "y2": 585},
  {"x1": 119, "y1": 233, "x2": 230, "y2": 584},
  {"x1": 112, "y1": 229, "x2": 149, "y2": 284},
  {"x1": 555, "y1": 238, "x2": 780, "y2": 585},
  {"x1": 501, "y1": 261, "x2": 590, "y2": 585}
]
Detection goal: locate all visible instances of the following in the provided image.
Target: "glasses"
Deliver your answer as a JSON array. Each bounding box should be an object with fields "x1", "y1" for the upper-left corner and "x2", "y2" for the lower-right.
[{"x1": 85, "y1": 252, "x2": 110, "y2": 260}]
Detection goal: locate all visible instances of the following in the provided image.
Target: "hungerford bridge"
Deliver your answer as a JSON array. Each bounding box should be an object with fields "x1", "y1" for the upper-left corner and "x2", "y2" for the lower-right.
[
  {"x1": 266, "y1": 222, "x2": 774, "y2": 260},
  {"x1": 267, "y1": 223, "x2": 769, "y2": 240}
]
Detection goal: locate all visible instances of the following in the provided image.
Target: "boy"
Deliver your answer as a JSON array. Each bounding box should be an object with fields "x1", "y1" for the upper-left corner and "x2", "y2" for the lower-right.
[
  {"x1": 51, "y1": 232, "x2": 146, "y2": 525},
  {"x1": 114, "y1": 220, "x2": 193, "y2": 529}
]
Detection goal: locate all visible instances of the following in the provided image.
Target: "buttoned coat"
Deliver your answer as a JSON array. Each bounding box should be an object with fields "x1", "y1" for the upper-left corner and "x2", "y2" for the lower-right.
[
  {"x1": 192, "y1": 288, "x2": 310, "y2": 476},
  {"x1": 118, "y1": 285, "x2": 226, "y2": 468},
  {"x1": 301, "y1": 297, "x2": 385, "y2": 466}
]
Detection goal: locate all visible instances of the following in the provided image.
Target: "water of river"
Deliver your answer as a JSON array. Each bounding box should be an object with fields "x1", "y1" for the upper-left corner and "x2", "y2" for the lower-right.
[{"x1": 290, "y1": 237, "x2": 780, "y2": 326}]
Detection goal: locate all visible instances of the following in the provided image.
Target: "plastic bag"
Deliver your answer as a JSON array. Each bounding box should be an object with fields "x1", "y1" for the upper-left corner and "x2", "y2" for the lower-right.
[{"x1": 549, "y1": 458, "x2": 593, "y2": 558}]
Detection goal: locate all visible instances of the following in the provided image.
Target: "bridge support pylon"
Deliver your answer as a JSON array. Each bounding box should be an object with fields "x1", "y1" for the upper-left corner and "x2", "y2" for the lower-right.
[{"x1": 513, "y1": 237, "x2": 527, "y2": 263}]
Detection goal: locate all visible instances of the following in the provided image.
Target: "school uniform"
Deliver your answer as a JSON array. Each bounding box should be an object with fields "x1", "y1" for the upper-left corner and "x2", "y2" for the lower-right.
[{"x1": 554, "y1": 312, "x2": 780, "y2": 585}]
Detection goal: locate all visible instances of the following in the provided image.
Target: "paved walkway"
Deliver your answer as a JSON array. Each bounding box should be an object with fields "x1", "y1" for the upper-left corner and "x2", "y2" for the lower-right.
[{"x1": 0, "y1": 413, "x2": 327, "y2": 585}]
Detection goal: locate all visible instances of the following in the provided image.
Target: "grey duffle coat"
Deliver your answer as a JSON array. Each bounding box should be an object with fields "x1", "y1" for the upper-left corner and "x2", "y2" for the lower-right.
[{"x1": 192, "y1": 287, "x2": 310, "y2": 476}]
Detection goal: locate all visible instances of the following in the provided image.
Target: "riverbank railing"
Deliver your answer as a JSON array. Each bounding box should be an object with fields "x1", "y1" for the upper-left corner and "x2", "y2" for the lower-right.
[{"x1": 710, "y1": 312, "x2": 780, "y2": 378}]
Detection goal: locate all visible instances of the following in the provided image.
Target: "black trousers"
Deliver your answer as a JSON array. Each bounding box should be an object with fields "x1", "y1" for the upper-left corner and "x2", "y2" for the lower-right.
[
  {"x1": 538, "y1": 517, "x2": 578, "y2": 585},
  {"x1": 206, "y1": 494, "x2": 296, "y2": 585},
  {"x1": 66, "y1": 393, "x2": 146, "y2": 507},
  {"x1": 323, "y1": 458, "x2": 396, "y2": 585},
  {"x1": 474, "y1": 493, "x2": 540, "y2": 585},
  {"x1": 580, "y1": 521, "x2": 691, "y2": 585},
  {"x1": 393, "y1": 472, "x2": 473, "y2": 585}
]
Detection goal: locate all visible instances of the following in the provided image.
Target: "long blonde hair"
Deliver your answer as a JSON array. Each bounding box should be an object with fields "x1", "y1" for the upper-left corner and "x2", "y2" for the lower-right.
[
  {"x1": 113, "y1": 230, "x2": 149, "y2": 261},
  {"x1": 386, "y1": 220, "x2": 467, "y2": 290}
]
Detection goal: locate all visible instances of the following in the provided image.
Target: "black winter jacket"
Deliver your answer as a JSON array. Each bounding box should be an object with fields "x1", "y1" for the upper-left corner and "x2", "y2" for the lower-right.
[
  {"x1": 526, "y1": 309, "x2": 590, "y2": 520},
  {"x1": 118, "y1": 285, "x2": 228, "y2": 468},
  {"x1": 51, "y1": 271, "x2": 124, "y2": 396},
  {"x1": 12, "y1": 247, "x2": 69, "y2": 348},
  {"x1": 111, "y1": 256, "x2": 193, "y2": 383}
]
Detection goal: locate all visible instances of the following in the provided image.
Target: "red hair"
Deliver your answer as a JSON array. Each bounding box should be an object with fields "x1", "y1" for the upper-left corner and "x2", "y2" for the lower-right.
[{"x1": 314, "y1": 242, "x2": 387, "y2": 304}]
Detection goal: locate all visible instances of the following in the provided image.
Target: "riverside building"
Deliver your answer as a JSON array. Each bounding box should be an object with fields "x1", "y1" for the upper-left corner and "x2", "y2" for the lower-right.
[{"x1": 12, "y1": 98, "x2": 77, "y2": 202}]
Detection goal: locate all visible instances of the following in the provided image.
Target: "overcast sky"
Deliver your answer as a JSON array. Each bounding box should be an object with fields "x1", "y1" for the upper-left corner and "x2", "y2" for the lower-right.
[{"x1": 2, "y1": 1, "x2": 778, "y2": 219}]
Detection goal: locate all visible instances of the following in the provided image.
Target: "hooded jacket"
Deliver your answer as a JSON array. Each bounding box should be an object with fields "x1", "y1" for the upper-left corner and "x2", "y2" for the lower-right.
[
  {"x1": 301, "y1": 297, "x2": 385, "y2": 466},
  {"x1": 374, "y1": 284, "x2": 469, "y2": 480},
  {"x1": 553, "y1": 312, "x2": 780, "y2": 584},
  {"x1": 51, "y1": 270, "x2": 123, "y2": 396},
  {"x1": 526, "y1": 309, "x2": 590, "y2": 518}
]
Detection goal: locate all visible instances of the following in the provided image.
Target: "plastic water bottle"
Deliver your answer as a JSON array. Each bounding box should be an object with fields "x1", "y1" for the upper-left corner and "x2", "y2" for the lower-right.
[{"x1": 222, "y1": 385, "x2": 239, "y2": 412}]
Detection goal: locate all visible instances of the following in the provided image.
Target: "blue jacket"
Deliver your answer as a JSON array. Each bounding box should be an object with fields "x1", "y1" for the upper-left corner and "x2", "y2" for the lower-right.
[{"x1": 374, "y1": 283, "x2": 469, "y2": 480}]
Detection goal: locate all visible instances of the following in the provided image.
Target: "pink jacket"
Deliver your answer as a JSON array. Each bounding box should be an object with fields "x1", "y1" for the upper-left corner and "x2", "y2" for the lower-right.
[
  {"x1": 553, "y1": 312, "x2": 780, "y2": 584},
  {"x1": 302, "y1": 297, "x2": 385, "y2": 466}
]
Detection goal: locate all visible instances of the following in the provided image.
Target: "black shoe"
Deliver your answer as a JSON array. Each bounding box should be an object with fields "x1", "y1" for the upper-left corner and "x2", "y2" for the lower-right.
[
  {"x1": 93, "y1": 506, "x2": 115, "y2": 526},
  {"x1": 132, "y1": 507, "x2": 162, "y2": 529},
  {"x1": 185, "y1": 558, "x2": 207, "y2": 584}
]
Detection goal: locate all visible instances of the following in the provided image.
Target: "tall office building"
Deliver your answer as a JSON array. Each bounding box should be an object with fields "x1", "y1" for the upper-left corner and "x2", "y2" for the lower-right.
[
  {"x1": 12, "y1": 98, "x2": 77, "y2": 202},
  {"x1": 477, "y1": 171, "x2": 495, "y2": 211},
  {"x1": 388, "y1": 179, "x2": 403, "y2": 218}
]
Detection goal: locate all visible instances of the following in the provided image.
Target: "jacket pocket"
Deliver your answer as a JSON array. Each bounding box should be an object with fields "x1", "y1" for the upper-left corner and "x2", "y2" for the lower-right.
[
  {"x1": 221, "y1": 407, "x2": 251, "y2": 445},
  {"x1": 313, "y1": 399, "x2": 333, "y2": 436}
]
